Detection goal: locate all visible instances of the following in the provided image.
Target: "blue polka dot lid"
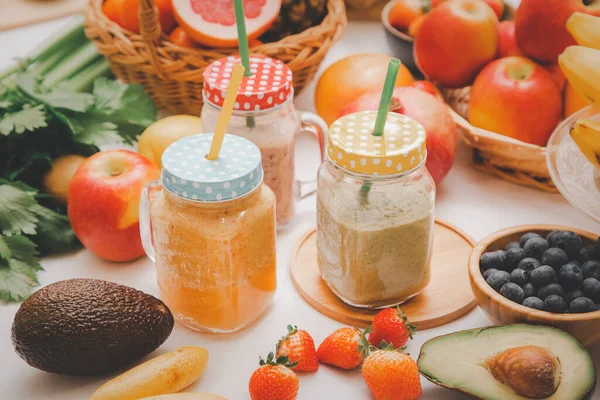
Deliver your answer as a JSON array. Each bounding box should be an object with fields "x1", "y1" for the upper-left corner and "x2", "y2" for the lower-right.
[{"x1": 161, "y1": 134, "x2": 263, "y2": 202}]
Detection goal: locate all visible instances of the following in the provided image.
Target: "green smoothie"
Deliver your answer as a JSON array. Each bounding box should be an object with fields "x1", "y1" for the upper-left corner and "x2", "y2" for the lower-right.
[{"x1": 317, "y1": 186, "x2": 433, "y2": 308}]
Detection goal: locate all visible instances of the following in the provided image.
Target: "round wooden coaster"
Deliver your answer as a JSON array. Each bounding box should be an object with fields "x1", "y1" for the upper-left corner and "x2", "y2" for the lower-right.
[{"x1": 290, "y1": 220, "x2": 477, "y2": 329}]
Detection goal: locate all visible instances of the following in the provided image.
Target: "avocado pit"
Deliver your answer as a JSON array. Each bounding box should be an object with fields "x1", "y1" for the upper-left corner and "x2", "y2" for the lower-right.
[{"x1": 486, "y1": 346, "x2": 561, "y2": 399}]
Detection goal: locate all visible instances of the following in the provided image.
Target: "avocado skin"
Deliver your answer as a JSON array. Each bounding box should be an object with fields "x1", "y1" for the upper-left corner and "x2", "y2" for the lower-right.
[{"x1": 12, "y1": 278, "x2": 174, "y2": 376}]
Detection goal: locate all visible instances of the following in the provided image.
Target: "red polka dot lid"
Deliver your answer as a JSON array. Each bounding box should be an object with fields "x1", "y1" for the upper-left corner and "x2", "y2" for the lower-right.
[{"x1": 203, "y1": 55, "x2": 293, "y2": 112}]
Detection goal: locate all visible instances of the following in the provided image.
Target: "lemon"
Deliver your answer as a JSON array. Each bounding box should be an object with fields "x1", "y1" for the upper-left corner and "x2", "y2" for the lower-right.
[{"x1": 138, "y1": 115, "x2": 203, "y2": 168}]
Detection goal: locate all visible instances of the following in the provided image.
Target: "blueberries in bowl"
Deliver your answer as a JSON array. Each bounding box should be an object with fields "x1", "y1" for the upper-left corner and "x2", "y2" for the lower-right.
[
  {"x1": 479, "y1": 230, "x2": 599, "y2": 314},
  {"x1": 499, "y1": 283, "x2": 525, "y2": 304},
  {"x1": 545, "y1": 295, "x2": 567, "y2": 313},
  {"x1": 524, "y1": 238, "x2": 549, "y2": 260},
  {"x1": 480, "y1": 250, "x2": 506, "y2": 272},
  {"x1": 523, "y1": 297, "x2": 545, "y2": 311},
  {"x1": 520, "y1": 232, "x2": 542, "y2": 247},
  {"x1": 541, "y1": 248, "x2": 569, "y2": 272}
]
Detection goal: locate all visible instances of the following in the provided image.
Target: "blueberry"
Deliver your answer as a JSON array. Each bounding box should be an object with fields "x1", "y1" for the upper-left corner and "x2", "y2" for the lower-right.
[
  {"x1": 537, "y1": 283, "x2": 565, "y2": 301},
  {"x1": 517, "y1": 258, "x2": 542, "y2": 276},
  {"x1": 510, "y1": 268, "x2": 528, "y2": 287},
  {"x1": 486, "y1": 270, "x2": 511, "y2": 292},
  {"x1": 558, "y1": 263, "x2": 584, "y2": 290},
  {"x1": 551, "y1": 231, "x2": 583, "y2": 260},
  {"x1": 524, "y1": 238, "x2": 550, "y2": 260},
  {"x1": 483, "y1": 268, "x2": 498, "y2": 280},
  {"x1": 530, "y1": 265, "x2": 557, "y2": 288},
  {"x1": 564, "y1": 289, "x2": 585, "y2": 304},
  {"x1": 520, "y1": 232, "x2": 542, "y2": 247},
  {"x1": 546, "y1": 230, "x2": 560, "y2": 246},
  {"x1": 570, "y1": 297, "x2": 596, "y2": 313},
  {"x1": 480, "y1": 250, "x2": 507, "y2": 271},
  {"x1": 588, "y1": 243, "x2": 600, "y2": 261},
  {"x1": 541, "y1": 248, "x2": 569, "y2": 272},
  {"x1": 504, "y1": 248, "x2": 527, "y2": 271},
  {"x1": 505, "y1": 241, "x2": 521, "y2": 251},
  {"x1": 579, "y1": 247, "x2": 591, "y2": 264},
  {"x1": 500, "y1": 283, "x2": 525, "y2": 304},
  {"x1": 581, "y1": 260, "x2": 600, "y2": 280},
  {"x1": 523, "y1": 297, "x2": 546, "y2": 311},
  {"x1": 523, "y1": 282, "x2": 537, "y2": 298},
  {"x1": 545, "y1": 295, "x2": 567, "y2": 313},
  {"x1": 582, "y1": 278, "x2": 600, "y2": 302}
]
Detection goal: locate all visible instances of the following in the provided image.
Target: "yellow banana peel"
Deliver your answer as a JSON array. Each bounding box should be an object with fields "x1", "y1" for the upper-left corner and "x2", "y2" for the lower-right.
[
  {"x1": 570, "y1": 118, "x2": 600, "y2": 171},
  {"x1": 559, "y1": 46, "x2": 600, "y2": 109},
  {"x1": 567, "y1": 12, "x2": 600, "y2": 50}
]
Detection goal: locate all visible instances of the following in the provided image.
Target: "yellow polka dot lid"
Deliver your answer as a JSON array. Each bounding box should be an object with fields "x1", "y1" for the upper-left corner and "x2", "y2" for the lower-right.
[{"x1": 327, "y1": 111, "x2": 427, "y2": 175}]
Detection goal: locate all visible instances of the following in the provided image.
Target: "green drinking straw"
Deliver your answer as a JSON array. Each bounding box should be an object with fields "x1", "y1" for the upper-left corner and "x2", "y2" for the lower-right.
[
  {"x1": 233, "y1": 0, "x2": 256, "y2": 128},
  {"x1": 360, "y1": 58, "x2": 401, "y2": 205}
]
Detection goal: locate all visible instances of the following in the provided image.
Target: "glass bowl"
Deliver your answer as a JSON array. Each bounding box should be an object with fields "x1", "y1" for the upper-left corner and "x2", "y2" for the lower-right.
[{"x1": 546, "y1": 106, "x2": 600, "y2": 223}]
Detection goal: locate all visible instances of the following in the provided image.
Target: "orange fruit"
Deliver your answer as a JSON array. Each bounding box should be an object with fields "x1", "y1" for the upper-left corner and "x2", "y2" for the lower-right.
[
  {"x1": 408, "y1": 13, "x2": 426, "y2": 37},
  {"x1": 103, "y1": 0, "x2": 120, "y2": 24},
  {"x1": 564, "y1": 81, "x2": 590, "y2": 117},
  {"x1": 115, "y1": 0, "x2": 175, "y2": 34},
  {"x1": 169, "y1": 27, "x2": 195, "y2": 48},
  {"x1": 315, "y1": 53, "x2": 414, "y2": 125},
  {"x1": 389, "y1": 0, "x2": 424, "y2": 31},
  {"x1": 172, "y1": 0, "x2": 281, "y2": 48}
]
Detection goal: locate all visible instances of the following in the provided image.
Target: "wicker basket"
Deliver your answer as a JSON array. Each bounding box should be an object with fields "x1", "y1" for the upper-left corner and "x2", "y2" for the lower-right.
[
  {"x1": 84, "y1": 0, "x2": 347, "y2": 115},
  {"x1": 442, "y1": 87, "x2": 557, "y2": 192}
]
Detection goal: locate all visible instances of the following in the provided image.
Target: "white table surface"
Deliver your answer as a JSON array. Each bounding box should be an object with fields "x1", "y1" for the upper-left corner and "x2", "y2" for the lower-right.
[{"x1": 2, "y1": 6, "x2": 600, "y2": 400}]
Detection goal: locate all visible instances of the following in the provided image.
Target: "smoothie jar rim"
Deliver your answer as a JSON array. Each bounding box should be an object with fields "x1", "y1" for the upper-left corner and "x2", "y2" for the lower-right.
[{"x1": 323, "y1": 152, "x2": 428, "y2": 183}]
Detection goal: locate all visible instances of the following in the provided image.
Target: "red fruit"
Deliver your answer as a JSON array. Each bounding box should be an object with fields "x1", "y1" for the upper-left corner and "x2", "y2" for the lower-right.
[
  {"x1": 339, "y1": 86, "x2": 458, "y2": 185},
  {"x1": 249, "y1": 352, "x2": 299, "y2": 400},
  {"x1": 276, "y1": 325, "x2": 318, "y2": 372},
  {"x1": 316, "y1": 327, "x2": 369, "y2": 370},
  {"x1": 362, "y1": 348, "x2": 422, "y2": 400},
  {"x1": 103, "y1": 0, "x2": 120, "y2": 24},
  {"x1": 368, "y1": 307, "x2": 416, "y2": 349},
  {"x1": 496, "y1": 21, "x2": 525, "y2": 58},
  {"x1": 410, "y1": 80, "x2": 443, "y2": 100},
  {"x1": 115, "y1": 0, "x2": 175, "y2": 34}
]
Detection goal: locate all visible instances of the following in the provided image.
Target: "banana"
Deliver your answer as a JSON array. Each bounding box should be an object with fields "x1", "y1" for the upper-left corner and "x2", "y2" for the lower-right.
[
  {"x1": 567, "y1": 12, "x2": 600, "y2": 50},
  {"x1": 559, "y1": 46, "x2": 600, "y2": 109},
  {"x1": 570, "y1": 118, "x2": 600, "y2": 170}
]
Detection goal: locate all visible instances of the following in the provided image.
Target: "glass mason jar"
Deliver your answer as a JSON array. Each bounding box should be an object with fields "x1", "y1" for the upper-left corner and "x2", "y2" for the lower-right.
[
  {"x1": 140, "y1": 134, "x2": 276, "y2": 333},
  {"x1": 201, "y1": 55, "x2": 327, "y2": 230},
  {"x1": 317, "y1": 111, "x2": 436, "y2": 309}
]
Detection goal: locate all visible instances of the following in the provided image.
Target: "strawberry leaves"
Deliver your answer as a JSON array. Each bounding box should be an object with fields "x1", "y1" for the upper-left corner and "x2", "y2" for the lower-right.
[{"x1": 259, "y1": 352, "x2": 298, "y2": 368}]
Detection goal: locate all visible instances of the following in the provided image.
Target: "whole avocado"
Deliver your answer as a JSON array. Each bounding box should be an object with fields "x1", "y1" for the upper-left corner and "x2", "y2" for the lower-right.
[{"x1": 12, "y1": 278, "x2": 174, "y2": 376}]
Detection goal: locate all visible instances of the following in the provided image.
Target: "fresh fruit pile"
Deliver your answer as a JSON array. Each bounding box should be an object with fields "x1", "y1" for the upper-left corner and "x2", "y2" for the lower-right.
[
  {"x1": 315, "y1": 53, "x2": 457, "y2": 185},
  {"x1": 480, "y1": 230, "x2": 600, "y2": 313},
  {"x1": 103, "y1": 0, "x2": 326, "y2": 49},
  {"x1": 394, "y1": 0, "x2": 599, "y2": 147},
  {"x1": 249, "y1": 307, "x2": 421, "y2": 400}
]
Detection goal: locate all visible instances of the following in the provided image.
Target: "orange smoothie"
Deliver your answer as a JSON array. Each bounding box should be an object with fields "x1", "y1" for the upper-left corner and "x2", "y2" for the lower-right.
[{"x1": 150, "y1": 186, "x2": 276, "y2": 333}]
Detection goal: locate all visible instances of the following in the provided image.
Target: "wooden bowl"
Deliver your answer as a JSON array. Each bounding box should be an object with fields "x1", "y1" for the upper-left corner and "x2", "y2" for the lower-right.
[{"x1": 469, "y1": 225, "x2": 600, "y2": 347}]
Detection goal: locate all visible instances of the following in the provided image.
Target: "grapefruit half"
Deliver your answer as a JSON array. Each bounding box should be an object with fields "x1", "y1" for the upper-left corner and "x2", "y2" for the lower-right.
[{"x1": 172, "y1": 0, "x2": 281, "y2": 48}]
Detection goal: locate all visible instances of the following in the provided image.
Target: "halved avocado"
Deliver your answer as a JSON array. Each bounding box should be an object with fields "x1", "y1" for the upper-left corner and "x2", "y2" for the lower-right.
[{"x1": 418, "y1": 324, "x2": 596, "y2": 400}]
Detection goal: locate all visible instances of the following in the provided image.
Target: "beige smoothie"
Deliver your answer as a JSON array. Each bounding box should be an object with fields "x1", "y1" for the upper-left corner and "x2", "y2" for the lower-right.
[
  {"x1": 260, "y1": 145, "x2": 295, "y2": 227},
  {"x1": 317, "y1": 186, "x2": 433, "y2": 308}
]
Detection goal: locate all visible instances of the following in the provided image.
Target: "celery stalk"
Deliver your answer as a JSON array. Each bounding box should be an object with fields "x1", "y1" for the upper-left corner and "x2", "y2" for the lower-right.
[
  {"x1": 0, "y1": 20, "x2": 85, "y2": 81},
  {"x1": 62, "y1": 58, "x2": 111, "y2": 93},
  {"x1": 41, "y1": 41, "x2": 100, "y2": 89},
  {"x1": 33, "y1": 46, "x2": 75, "y2": 78}
]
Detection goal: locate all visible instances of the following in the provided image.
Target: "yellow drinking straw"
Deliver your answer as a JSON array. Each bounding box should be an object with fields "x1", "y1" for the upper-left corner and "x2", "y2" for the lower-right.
[{"x1": 206, "y1": 64, "x2": 245, "y2": 160}]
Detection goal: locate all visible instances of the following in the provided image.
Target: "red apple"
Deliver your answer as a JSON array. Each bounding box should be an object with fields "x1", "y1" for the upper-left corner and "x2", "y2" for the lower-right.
[
  {"x1": 339, "y1": 87, "x2": 457, "y2": 184},
  {"x1": 410, "y1": 80, "x2": 444, "y2": 100},
  {"x1": 515, "y1": 0, "x2": 600, "y2": 63},
  {"x1": 545, "y1": 63, "x2": 567, "y2": 91},
  {"x1": 496, "y1": 21, "x2": 524, "y2": 58},
  {"x1": 468, "y1": 57, "x2": 562, "y2": 146},
  {"x1": 432, "y1": 0, "x2": 504, "y2": 18},
  {"x1": 68, "y1": 150, "x2": 160, "y2": 262},
  {"x1": 414, "y1": 0, "x2": 499, "y2": 88}
]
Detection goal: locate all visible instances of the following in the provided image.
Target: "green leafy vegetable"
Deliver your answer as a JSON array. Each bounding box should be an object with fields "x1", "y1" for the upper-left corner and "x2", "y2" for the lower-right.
[{"x1": 0, "y1": 21, "x2": 157, "y2": 302}]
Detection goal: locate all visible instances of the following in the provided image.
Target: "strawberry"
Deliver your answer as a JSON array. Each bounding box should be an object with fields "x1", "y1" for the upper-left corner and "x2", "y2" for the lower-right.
[
  {"x1": 249, "y1": 352, "x2": 299, "y2": 400},
  {"x1": 316, "y1": 327, "x2": 369, "y2": 369},
  {"x1": 368, "y1": 307, "x2": 416, "y2": 349},
  {"x1": 276, "y1": 325, "x2": 319, "y2": 372},
  {"x1": 362, "y1": 345, "x2": 422, "y2": 400}
]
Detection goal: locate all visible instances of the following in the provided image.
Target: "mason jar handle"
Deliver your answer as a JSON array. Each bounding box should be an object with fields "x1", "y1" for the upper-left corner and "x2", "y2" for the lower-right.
[
  {"x1": 296, "y1": 112, "x2": 328, "y2": 199},
  {"x1": 139, "y1": 180, "x2": 162, "y2": 263}
]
